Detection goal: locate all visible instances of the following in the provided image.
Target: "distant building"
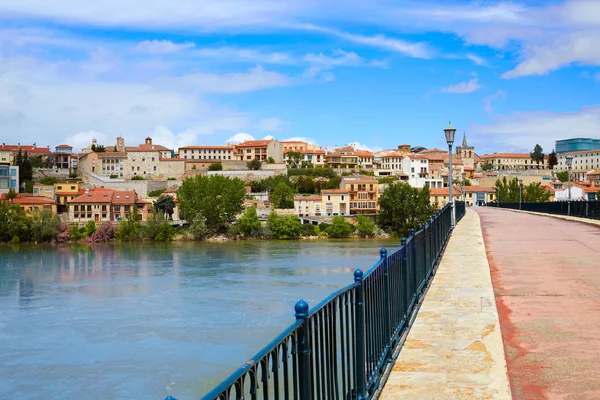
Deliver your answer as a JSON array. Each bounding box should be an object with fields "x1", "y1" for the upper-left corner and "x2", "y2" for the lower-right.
[
  {"x1": 67, "y1": 188, "x2": 144, "y2": 223},
  {"x1": 480, "y1": 153, "x2": 549, "y2": 170},
  {"x1": 294, "y1": 189, "x2": 350, "y2": 217},
  {"x1": 0, "y1": 193, "x2": 57, "y2": 215},
  {"x1": 325, "y1": 146, "x2": 374, "y2": 169},
  {"x1": 556, "y1": 150, "x2": 600, "y2": 182},
  {"x1": 178, "y1": 145, "x2": 236, "y2": 162},
  {"x1": 555, "y1": 138, "x2": 600, "y2": 154},
  {"x1": 0, "y1": 165, "x2": 19, "y2": 194},
  {"x1": 235, "y1": 140, "x2": 284, "y2": 163},
  {"x1": 429, "y1": 187, "x2": 466, "y2": 209},
  {"x1": 284, "y1": 148, "x2": 326, "y2": 167},
  {"x1": 340, "y1": 174, "x2": 379, "y2": 215}
]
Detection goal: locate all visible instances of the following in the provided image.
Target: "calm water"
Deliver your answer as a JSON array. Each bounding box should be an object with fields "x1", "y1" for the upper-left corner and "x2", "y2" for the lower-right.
[{"x1": 0, "y1": 239, "x2": 398, "y2": 400}]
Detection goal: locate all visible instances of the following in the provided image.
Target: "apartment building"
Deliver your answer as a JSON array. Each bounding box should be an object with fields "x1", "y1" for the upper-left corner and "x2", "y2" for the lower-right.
[
  {"x1": 429, "y1": 187, "x2": 464, "y2": 209},
  {"x1": 56, "y1": 182, "x2": 81, "y2": 212},
  {"x1": 376, "y1": 150, "x2": 403, "y2": 173},
  {"x1": 480, "y1": 153, "x2": 549, "y2": 170},
  {"x1": 68, "y1": 189, "x2": 141, "y2": 223},
  {"x1": 33, "y1": 184, "x2": 56, "y2": 199},
  {"x1": 340, "y1": 174, "x2": 379, "y2": 215},
  {"x1": 0, "y1": 193, "x2": 57, "y2": 215},
  {"x1": 556, "y1": 150, "x2": 600, "y2": 181},
  {"x1": 0, "y1": 164, "x2": 19, "y2": 194},
  {"x1": 460, "y1": 186, "x2": 496, "y2": 207},
  {"x1": 284, "y1": 148, "x2": 327, "y2": 167},
  {"x1": 126, "y1": 137, "x2": 172, "y2": 178},
  {"x1": 235, "y1": 140, "x2": 284, "y2": 163},
  {"x1": 0, "y1": 143, "x2": 51, "y2": 164},
  {"x1": 178, "y1": 145, "x2": 236, "y2": 161},
  {"x1": 294, "y1": 189, "x2": 350, "y2": 217},
  {"x1": 281, "y1": 141, "x2": 322, "y2": 152},
  {"x1": 325, "y1": 146, "x2": 374, "y2": 169}
]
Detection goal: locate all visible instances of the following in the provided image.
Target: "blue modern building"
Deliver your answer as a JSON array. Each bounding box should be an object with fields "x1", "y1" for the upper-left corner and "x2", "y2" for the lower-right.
[
  {"x1": 0, "y1": 165, "x2": 19, "y2": 194},
  {"x1": 555, "y1": 138, "x2": 600, "y2": 153}
]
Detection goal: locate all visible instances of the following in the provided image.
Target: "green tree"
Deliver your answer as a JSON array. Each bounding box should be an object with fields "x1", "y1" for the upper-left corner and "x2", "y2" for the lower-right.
[
  {"x1": 295, "y1": 176, "x2": 317, "y2": 194},
  {"x1": 24, "y1": 180, "x2": 34, "y2": 193},
  {"x1": 131, "y1": 175, "x2": 145, "y2": 180},
  {"x1": 84, "y1": 220, "x2": 97, "y2": 237},
  {"x1": 377, "y1": 183, "x2": 433, "y2": 237},
  {"x1": 40, "y1": 176, "x2": 58, "y2": 185},
  {"x1": 188, "y1": 217, "x2": 209, "y2": 240},
  {"x1": 29, "y1": 210, "x2": 60, "y2": 242},
  {"x1": 247, "y1": 159, "x2": 262, "y2": 170},
  {"x1": 20, "y1": 151, "x2": 33, "y2": 186},
  {"x1": 93, "y1": 145, "x2": 106, "y2": 152},
  {"x1": 481, "y1": 160, "x2": 493, "y2": 171},
  {"x1": 326, "y1": 216, "x2": 355, "y2": 238},
  {"x1": 494, "y1": 177, "x2": 522, "y2": 203},
  {"x1": 0, "y1": 201, "x2": 20, "y2": 242},
  {"x1": 267, "y1": 156, "x2": 275, "y2": 164},
  {"x1": 556, "y1": 171, "x2": 569, "y2": 182},
  {"x1": 116, "y1": 209, "x2": 141, "y2": 241},
  {"x1": 148, "y1": 189, "x2": 165, "y2": 197},
  {"x1": 267, "y1": 212, "x2": 302, "y2": 239},
  {"x1": 208, "y1": 163, "x2": 223, "y2": 171},
  {"x1": 177, "y1": 175, "x2": 246, "y2": 233},
  {"x1": 154, "y1": 195, "x2": 176, "y2": 220},
  {"x1": 270, "y1": 182, "x2": 295, "y2": 208},
  {"x1": 356, "y1": 215, "x2": 376, "y2": 237},
  {"x1": 530, "y1": 144, "x2": 545, "y2": 168},
  {"x1": 5, "y1": 188, "x2": 17, "y2": 201},
  {"x1": 235, "y1": 206, "x2": 262, "y2": 237},
  {"x1": 286, "y1": 151, "x2": 303, "y2": 168},
  {"x1": 548, "y1": 150, "x2": 558, "y2": 170},
  {"x1": 251, "y1": 175, "x2": 293, "y2": 193},
  {"x1": 523, "y1": 182, "x2": 552, "y2": 202}
]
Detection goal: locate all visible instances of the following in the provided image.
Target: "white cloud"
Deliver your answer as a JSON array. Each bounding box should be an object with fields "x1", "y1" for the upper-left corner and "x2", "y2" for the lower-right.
[
  {"x1": 346, "y1": 142, "x2": 383, "y2": 153},
  {"x1": 281, "y1": 136, "x2": 318, "y2": 145},
  {"x1": 226, "y1": 133, "x2": 255, "y2": 144},
  {"x1": 470, "y1": 105, "x2": 600, "y2": 152},
  {"x1": 66, "y1": 130, "x2": 108, "y2": 153},
  {"x1": 256, "y1": 117, "x2": 288, "y2": 132},
  {"x1": 483, "y1": 90, "x2": 507, "y2": 112},
  {"x1": 133, "y1": 40, "x2": 195, "y2": 54},
  {"x1": 262, "y1": 135, "x2": 275, "y2": 140},
  {"x1": 442, "y1": 78, "x2": 481, "y2": 94},
  {"x1": 466, "y1": 54, "x2": 488, "y2": 67}
]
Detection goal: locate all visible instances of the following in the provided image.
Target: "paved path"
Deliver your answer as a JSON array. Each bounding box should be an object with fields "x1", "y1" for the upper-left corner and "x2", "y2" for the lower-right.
[
  {"x1": 477, "y1": 208, "x2": 600, "y2": 400},
  {"x1": 380, "y1": 209, "x2": 511, "y2": 399}
]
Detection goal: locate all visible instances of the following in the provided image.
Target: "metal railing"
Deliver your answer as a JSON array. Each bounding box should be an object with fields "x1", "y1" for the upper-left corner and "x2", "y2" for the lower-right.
[
  {"x1": 490, "y1": 201, "x2": 600, "y2": 220},
  {"x1": 455, "y1": 201, "x2": 466, "y2": 223},
  {"x1": 196, "y1": 204, "x2": 455, "y2": 400}
]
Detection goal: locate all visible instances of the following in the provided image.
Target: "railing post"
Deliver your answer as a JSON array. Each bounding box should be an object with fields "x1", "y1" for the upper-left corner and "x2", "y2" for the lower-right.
[
  {"x1": 400, "y1": 238, "x2": 408, "y2": 321},
  {"x1": 295, "y1": 299, "x2": 312, "y2": 400},
  {"x1": 353, "y1": 269, "x2": 367, "y2": 400},
  {"x1": 409, "y1": 228, "x2": 417, "y2": 304},
  {"x1": 380, "y1": 248, "x2": 391, "y2": 360}
]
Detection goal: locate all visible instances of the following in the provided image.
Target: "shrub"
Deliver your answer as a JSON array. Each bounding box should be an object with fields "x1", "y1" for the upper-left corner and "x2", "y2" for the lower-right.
[
  {"x1": 227, "y1": 223, "x2": 242, "y2": 239},
  {"x1": 148, "y1": 189, "x2": 165, "y2": 197},
  {"x1": 300, "y1": 223, "x2": 318, "y2": 237},
  {"x1": 69, "y1": 225, "x2": 86, "y2": 241},
  {"x1": 29, "y1": 210, "x2": 61, "y2": 242},
  {"x1": 68, "y1": 172, "x2": 78, "y2": 179},
  {"x1": 131, "y1": 175, "x2": 145, "y2": 180},
  {"x1": 235, "y1": 206, "x2": 262, "y2": 238},
  {"x1": 116, "y1": 213, "x2": 141, "y2": 241},
  {"x1": 188, "y1": 217, "x2": 209, "y2": 240},
  {"x1": 154, "y1": 222, "x2": 175, "y2": 241},
  {"x1": 109, "y1": 174, "x2": 119, "y2": 179},
  {"x1": 56, "y1": 222, "x2": 70, "y2": 243},
  {"x1": 267, "y1": 212, "x2": 302, "y2": 239},
  {"x1": 40, "y1": 176, "x2": 58, "y2": 185},
  {"x1": 90, "y1": 222, "x2": 116, "y2": 242},
  {"x1": 84, "y1": 220, "x2": 96, "y2": 237},
  {"x1": 247, "y1": 159, "x2": 262, "y2": 170},
  {"x1": 356, "y1": 215, "x2": 376, "y2": 237},
  {"x1": 208, "y1": 163, "x2": 222, "y2": 171},
  {"x1": 326, "y1": 216, "x2": 355, "y2": 238},
  {"x1": 167, "y1": 177, "x2": 177, "y2": 180}
]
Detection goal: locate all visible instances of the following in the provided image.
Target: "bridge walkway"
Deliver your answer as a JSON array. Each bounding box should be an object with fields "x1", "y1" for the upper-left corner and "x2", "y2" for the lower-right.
[{"x1": 380, "y1": 208, "x2": 511, "y2": 399}]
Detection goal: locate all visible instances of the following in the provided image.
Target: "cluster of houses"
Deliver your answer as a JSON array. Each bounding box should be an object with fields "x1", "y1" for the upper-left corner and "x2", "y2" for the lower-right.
[{"x1": 1, "y1": 135, "x2": 599, "y2": 224}]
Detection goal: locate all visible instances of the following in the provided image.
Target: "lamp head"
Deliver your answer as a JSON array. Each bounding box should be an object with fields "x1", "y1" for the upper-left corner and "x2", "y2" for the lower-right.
[
  {"x1": 444, "y1": 122, "x2": 456, "y2": 146},
  {"x1": 565, "y1": 154, "x2": 573, "y2": 168}
]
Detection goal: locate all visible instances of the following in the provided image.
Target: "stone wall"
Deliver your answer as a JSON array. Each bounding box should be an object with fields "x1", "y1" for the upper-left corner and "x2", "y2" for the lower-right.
[{"x1": 85, "y1": 172, "x2": 181, "y2": 198}]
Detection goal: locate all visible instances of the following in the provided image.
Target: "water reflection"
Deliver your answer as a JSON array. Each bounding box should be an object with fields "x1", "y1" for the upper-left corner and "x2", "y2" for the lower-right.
[{"x1": 0, "y1": 239, "x2": 398, "y2": 399}]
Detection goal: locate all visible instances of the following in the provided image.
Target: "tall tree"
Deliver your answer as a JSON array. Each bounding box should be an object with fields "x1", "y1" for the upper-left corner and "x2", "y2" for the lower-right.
[
  {"x1": 494, "y1": 177, "x2": 520, "y2": 203},
  {"x1": 548, "y1": 150, "x2": 558, "y2": 169},
  {"x1": 286, "y1": 151, "x2": 303, "y2": 168},
  {"x1": 377, "y1": 183, "x2": 433, "y2": 237},
  {"x1": 177, "y1": 175, "x2": 246, "y2": 233},
  {"x1": 530, "y1": 144, "x2": 545, "y2": 168},
  {"x1": 556, "y1": 171, "x2": 569, "y2": 182},
  {"x1": 20, "y1": 150, "x2": 33, "y2": 187},
  {"x1": 270, "y1": 182, "x2": 295, "y2": 208},
  {"x1": 153, "y1": 195, "x2": 176, "y2": 220},
  {"x1": 523, "y1": 182, "x2": 552, "y2": 202}
]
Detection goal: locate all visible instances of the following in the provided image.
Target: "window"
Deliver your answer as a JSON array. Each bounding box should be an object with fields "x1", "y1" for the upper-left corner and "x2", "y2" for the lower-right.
[
  {"x1": 10, "y1": 169, "x2": 16, "y2": 176},
  {"x1": 327, "y1": 195, "x2": 331, "y2": 201}
]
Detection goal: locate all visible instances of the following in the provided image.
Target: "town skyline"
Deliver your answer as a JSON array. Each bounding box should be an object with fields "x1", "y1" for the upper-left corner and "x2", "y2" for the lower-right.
[{"x1": 1, "y1": 1, "x2": 599, "y2": 155}]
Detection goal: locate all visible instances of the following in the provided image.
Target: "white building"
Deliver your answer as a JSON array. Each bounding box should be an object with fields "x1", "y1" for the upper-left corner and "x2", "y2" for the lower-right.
[{"x1": 556, "y1": 149, "x2": 600, "y2": 181}]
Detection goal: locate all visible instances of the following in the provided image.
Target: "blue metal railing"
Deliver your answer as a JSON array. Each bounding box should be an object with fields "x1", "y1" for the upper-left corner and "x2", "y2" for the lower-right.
[
  {"x1": 190, "y1": 203, "x2": 455, "y2": 400},
  {"x1": 489, "y1": 201, "x2": 600, "y2": 220}
]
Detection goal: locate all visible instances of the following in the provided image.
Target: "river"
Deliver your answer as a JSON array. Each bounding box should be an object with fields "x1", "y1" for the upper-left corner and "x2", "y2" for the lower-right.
[{"x1": 0, "y1": 239, "x2": 398, "y2": 400}]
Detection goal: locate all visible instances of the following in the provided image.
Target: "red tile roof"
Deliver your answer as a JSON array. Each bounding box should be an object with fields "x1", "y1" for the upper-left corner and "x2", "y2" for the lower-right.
[
  {"x1": 236, "y1": 140, "x2": 273, "y2": 147},
  {"x1": 480, "y1": 153, "x2": 533, "y2": 159},
  {"x1": 179, "y1": 145, "x2": 235, "y2": 150},
  {"x1": 294, "y1": 195, "x2": 322, "y2": 201},
  {"x1": 0, "y1": 194, "x2": 56, "y2": 205},
  {"x1": 321, "y1": 189, "x2": 349, "y2": 194},
  {"x1": 56, "y1": 144, "x2": 72, "y2": 148},
  {"x1": 112, "y1": 191, "x2": 137, "y2": 204},
  {"x1": 69, "y1": 191, "x2": 113, "y2": 203}
]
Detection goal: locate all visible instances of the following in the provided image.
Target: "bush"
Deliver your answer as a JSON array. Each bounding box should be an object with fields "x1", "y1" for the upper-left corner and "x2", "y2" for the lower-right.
[
  {"x1": 235, "y1": 206, "x2": 262, "y2": 238},
  {"x1": 154, "y1": 222, "x2": 175, "y2": 241},
  {"x1": 326, "y1": 216, "x2": 355, "y2": 238},
  {"x1": 109, "y1": 174, "x2": 119, "y2": 179},
  {"x1": 247, "y1": 159, "x2": 262, "y2": 170},
  {"x1": 188, "y1": 217, "x2": 209, "y2": 240},
  {"x1": 131, "y1": 175, "x2": 145, "y2": 180},
  {"x1": 270, "y1": 182, "x2": 295, "y2": 209},
  {"x1": 377, "y1": 177, "x2": 399, "y2": 185},
  {"x1": 90, "y1": 222, "x2": 116, "y2": 242},
  {"x1": 148, "y1": 189, "x2": 165, "y2": 197},
  {"x1": 227, "y1": 223, "x2": 242, "y2": 239},
  {"x1": 40, "y1": 176, "x2": 58, "y2": 185},
  {"x1": 208, "y1": 163, "x2": 223, "y2": 171},
  {"x1": 267, "y1": 212, "x2": 302, "y2": 239},
  {"x1": 116, "y1": 213, "x2": 141, "y2": 241},
  {"x1": 288, "y1": 167, "x2": 337, "y2": 178},
  {"x1": 56, "y1": 222, "x2": 70, "y2": 243},
  {"x1": 300, "y1": 223, "x2": 318, "y2": 237},
  {"x1": 69, "y1": 225, "x2": 86, "y2": 241},
  {"x1": 84, "y1": 220, "x2": 96, "y2": 237},
  {"x1": 356, "y1": 215, "x2": 376, "y2": 237},
  {"x1": 68, "y1": 172, "x2": 78, "y2": 179},
  {"x1": 167, "y1": 177, "x2": 177, "y2": 180}
]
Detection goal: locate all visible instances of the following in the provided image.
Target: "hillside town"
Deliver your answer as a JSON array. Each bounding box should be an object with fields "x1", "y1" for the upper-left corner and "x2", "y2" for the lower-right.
[{"x1": 1, "y1": 134, "x2": 599, "y2": 226}]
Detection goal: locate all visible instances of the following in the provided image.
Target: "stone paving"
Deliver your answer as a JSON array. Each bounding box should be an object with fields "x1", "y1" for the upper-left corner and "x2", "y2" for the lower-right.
[{"x1": 380, "y1": 209, "x2": 511, "y2": 400}]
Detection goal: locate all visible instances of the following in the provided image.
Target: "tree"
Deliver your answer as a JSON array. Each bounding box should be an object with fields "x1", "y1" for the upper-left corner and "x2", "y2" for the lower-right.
[
  {"x1": 235, "y1": 206, "x2": 262, "y2": 237},
  {"x1": 84, "y1": 220, "x2": 97, "y2": 237},
  {"x1": 523, "y1": 182, "x2": 552, "y2": 203},
  {"x1": 93, "y1": 145, "x2": 106, "y2": 152},
  {"x1": 377, "y1": 183, "x2": 433, "y2": 237},
  {"x1": 530, "y1": 144, "x2": 545, "y2": 168},
  {"x1": 5, "y1": 188, "x2": 17, "y2": 201},
  {"x1": 356, "y1": 215, "x2": 376, "y2": 237},
  {"x1": 20, "y1": 151, "x2": 33, "y2": 186},
  {"x1": 267, "y1": 212, "x2": 302, "y2": 239},
  {"x1": 556, "y1": 171, "x2": 569, "y2": 182},
  {"x1": 131, "y1": 175, "x2": 145, "y2": 180},
  {"x1": 116, "y1": 209, "x2": 141, "y2": 241},
  {"x1": 270, "y1": 182, "x2": 295, "y2": 208},
  {"x1": 267, "y1": 157, "x2": 275, "y2": 164},
  {"x1": 481, "y1": 160, "x2": 493, "y2": 171},
  {"x1": 548, "y1": 151, "x2": 558, "y2": 169},
  {"x1": 208, "y1": 163, "x2": 223, "y2": 171},
  {"x1": 90, "y1": 221, "x2": 116, "y2": 242},
  {"x1": 177, "y1": 174, "x2": 246, "y2": 233},
  {"x1": 40, "y1": 176, "x2": 58, "y2": 185},
  {"x1": 286, "y1": 151, "x2": 303, "y2": 168},
  {"x1": 247, "y1": 159, "x2": 262, "y2": 170},
  {"x1": 29, "y1": 210, "x2": 61, "y2": 242},
  {"x1": 494, "y1": 177, "x2": 520, "y2": 203},
  {"x1": 154, "y1": 195, "x2": 176, "y2": 220},
  {"x1": 326, "y1": 216, "x2": 355, "y2": 238},
  {"x1": 295, "y1": 176, "x2": 317, "y2": 194},
  {"x1": 188, "y1": 217, "x2": 209, "y2": 240}
]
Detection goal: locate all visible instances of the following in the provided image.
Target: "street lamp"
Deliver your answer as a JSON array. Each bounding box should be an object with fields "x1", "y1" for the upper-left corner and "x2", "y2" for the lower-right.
[
  {"x1": 461, "y1": 172, "x2": 466, "y2": 203},
  {"x1": 518, "y1": 179, "x2": 523, "y2": 210},
  {"x1": 566, "y1": 155, "x2": 573, "y2": 215},
  {"x1": 444, "y1": 122, "x2": 456, "y2": 227}
]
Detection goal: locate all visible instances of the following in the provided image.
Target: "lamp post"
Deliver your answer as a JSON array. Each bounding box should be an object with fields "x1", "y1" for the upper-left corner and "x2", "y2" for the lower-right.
[
  {"x1": 444, "y1": 122, "x2": 456, "y2": 227},
  {"x1": 566, "y1": 155, "x2": 573, "y2": 216},
  {"x1": 461, "y1": 172, "x2": 466, "y2": 203},
  {"x1": 518, "y1": 178, "x2": 523, "y2": 210}
]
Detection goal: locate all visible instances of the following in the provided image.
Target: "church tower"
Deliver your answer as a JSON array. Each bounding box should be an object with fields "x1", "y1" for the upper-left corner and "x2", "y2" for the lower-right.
[{"x1": 456, "y1": 132, "x2": 475, "y2": 169}]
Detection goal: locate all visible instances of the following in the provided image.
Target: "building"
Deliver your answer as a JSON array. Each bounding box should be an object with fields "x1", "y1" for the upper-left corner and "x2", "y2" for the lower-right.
[
  {"x1": 125, "y1": 137, "x2": 173, "y2": 178},
  {"x1": 55, "y1": 182, "x2": 81, "y2": 212},
  {"x1": 340, "y1": 174, "x2": 379, "y2": 215},
  {"x1": 376, "y1": 150, "x2": 403, "y2": 174},
  {"x1": 460, "y1": 186, "x2": 496, "y2": 207},
  {"x1": 178, "y1": 145, "x2": 236, "y2": 162},
  {"x1": 455, "y1": 133, "x2": 475, "y2": 169},
  {"x1": 429, "y1": 187, "x2": 465, "y2": 209},
  {"x1": 78, "y1": 151, "x2": 127, "y2": 178},
  {"x1": 33, "y1": 184, "x2": 57, "y2": 199},
  {"x1": 235, "y1": 140, "x2": 284, "y2": 163},
  {"x1": 0, "y1": 193, "x2": 57, "y2": 215},
  {"x1": 284, "y1": 148, "x2": 327, "y2": 167},
  {"x1": 401, "y1": 154, "x2": 442, "y2": 188},
  {"x1": 67, "y1": 188, "x2": 142, "y2": 223},
  {"x1": 47, "y1": 144, "x2": 76, "y2": 172},
  {"x1": 556, "y1": 150, "x2": 600, "y2": 182},
  {"x1": 281, "y1": 141, "x2": 322, "y2": 152},
  {"x1": 587, "y1": 171, "x2": 600, "y2": 187},
  {"x1": 0, "y1": 143, "x2": 52, "y2": 164},
  {"x1": 325, "y1": 146, "x2": 374, "y2": 169},
  {"x1": 294, "y1": 189, "x2": 350, "y2": 218},
  {"x1": 556, "y1": 138, "x2": 600, "y2": 154},
  {"x1": 480, "y1": 153, "x2": 549, "y2": 170},
  {"x1": 111, "y1": 190, "x2": 138, "y2": 221},
  {"x1": 0, "y1": 165, "x2": 19, "y2": 194}
]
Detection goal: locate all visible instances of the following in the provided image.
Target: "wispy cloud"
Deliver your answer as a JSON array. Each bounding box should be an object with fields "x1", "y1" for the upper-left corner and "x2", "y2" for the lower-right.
[
  {"x1": 466, "y1": 53, "x2": 488, "y2": 67},
  {"x1": 442, "y1": 78, "x2": 481, "y2": 94},
  {"x1": 133, "y1": 40, "x2": 195, "y2": 54},
  {"x1": 482, "y1": 90, "x2": 507, "y2": 112},
  {"x1": 256, "y1": 117, "x2": 288, "y2": 132}
]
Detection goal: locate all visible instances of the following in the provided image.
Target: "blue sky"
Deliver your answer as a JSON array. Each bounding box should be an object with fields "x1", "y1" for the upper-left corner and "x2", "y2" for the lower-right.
[{"x1": 0, "y1": 0, "x2": 599, "y2": 155}]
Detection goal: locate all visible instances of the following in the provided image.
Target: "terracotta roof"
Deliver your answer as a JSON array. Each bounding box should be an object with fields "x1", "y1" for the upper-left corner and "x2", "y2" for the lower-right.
[
  {"x1": 321, "y1": 189, "x2": 349, "y2": 194},
  {"x1": 236, "y1": 140, "x2": 273, "y2": 147},
  {"x1": 429, "y1": 186, "x2": 462, "y2": 196},
  {"x1": 56, "y1": 144, "x2": 72, "y2": 148},
  {"x1": 0, "y1": 194, "x2": 56, "y2": 204},
  {"x1": 160, "y1": 157, "x2": 185, "y2": 161},
  {"x1": 587, "y1": 170, "x2": 600, "y2": 176},
  {"x1": 343, "y1": 174, "x2": 378, "y2": 181},
  {"x1": 462, "y1": 186, "x2": 496, "y2": 193},
  {"x1": 419, "y1": 148, "x2": 447, "y2": 155},
  {"x1": 480, "y1": 153, "x2": 533, "y2": 159},
  {"x1": 298, "y1": 149, "x2": 326, "y2": 155},
  {"x1": 378, "y1": 150, "x2": 402, "y2": 158},
  {"x1": 69, "y1": 191, "x2": 114, "y2": 203},
  {"x1": 179, "y1": 145, "x2": 235, "y2": 150},
  {"x1": 328, "y1": 146, "x2": 373, "y2": 158},
  {"x1": 294, "y1": 195, "x2": 322, "y2": 201},
  {"x1": 97, "y1": 152, "x2": 127, "y2": 158},
  {"x1": 405, "y1": 154, "x2": 428, "y2": 160},
  {"x1": 0, "y1": 144, "x2": 51, "y2": 153},
  {"x1": 126, "y1": 145, "x2": 170, "y2": 152},
  {"x1": 112, "y1": 191, "x2": 137, "y2": 204}
]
